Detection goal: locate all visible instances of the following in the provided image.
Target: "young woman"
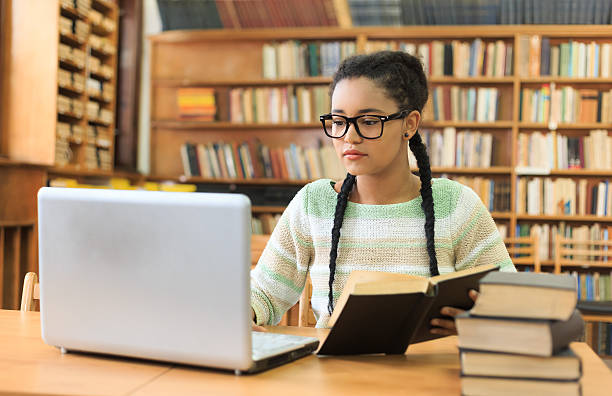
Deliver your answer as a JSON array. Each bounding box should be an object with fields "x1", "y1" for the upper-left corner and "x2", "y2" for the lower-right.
[{"x1": 250, "y1": 51, "x2": 515, "y2": 333}]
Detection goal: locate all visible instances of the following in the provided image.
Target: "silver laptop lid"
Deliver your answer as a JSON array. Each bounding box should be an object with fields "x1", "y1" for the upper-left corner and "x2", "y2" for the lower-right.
[{"x1": 38, "y1": 187, "x2": 253, "y2": 370}]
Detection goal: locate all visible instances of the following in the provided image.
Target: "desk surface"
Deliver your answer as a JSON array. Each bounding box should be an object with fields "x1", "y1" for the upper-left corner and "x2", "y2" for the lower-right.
[{"x1": 1, "y1": 309, "x2": 611, "y2": 396}]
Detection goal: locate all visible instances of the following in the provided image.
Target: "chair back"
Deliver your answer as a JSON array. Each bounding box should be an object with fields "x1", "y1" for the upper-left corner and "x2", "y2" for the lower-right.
[
  {"x1": 554, "y1": 234, "x2": 612, "y2": 274},
  {"x1": 504, "y1": 234, "x2": 541, "y2": 272},
  {"x1": 20, "y1": 272, "x2": 40, "y2": 312}
]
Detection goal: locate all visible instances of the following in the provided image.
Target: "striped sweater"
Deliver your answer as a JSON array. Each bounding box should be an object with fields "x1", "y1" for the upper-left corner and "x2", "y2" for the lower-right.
[{"x1": 251, "y1": 178, "x2": 515, "y2": 328}]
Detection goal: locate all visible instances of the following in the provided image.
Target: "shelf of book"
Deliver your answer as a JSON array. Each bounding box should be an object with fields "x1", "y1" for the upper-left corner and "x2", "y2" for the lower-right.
[
  {"x1": 519, "y1": 123, "x2": 611, "y2": 130},
  {"x1": 148, "y1": 25, "x2": 612, "y2": 245},
  {"x1": 151, "y1": 121, "x2": 321, "y2": 130},
  {"x1": 516, "y1": 215, "x2": 612, "y2": 222},
  {"x1": 154, "y1": 77, "x2": 334, "y2": 87}
]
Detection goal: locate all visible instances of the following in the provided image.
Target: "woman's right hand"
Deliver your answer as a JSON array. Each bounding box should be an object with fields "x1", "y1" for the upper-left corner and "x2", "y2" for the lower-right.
[{"x1": 252, "y1": 322, "x2": 266, "y2": 332}]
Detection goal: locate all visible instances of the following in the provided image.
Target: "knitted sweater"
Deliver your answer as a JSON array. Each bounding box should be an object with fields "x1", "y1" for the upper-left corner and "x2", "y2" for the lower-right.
[{"x1": 251, "y1": 178, "x2": 515, "y2": 328}]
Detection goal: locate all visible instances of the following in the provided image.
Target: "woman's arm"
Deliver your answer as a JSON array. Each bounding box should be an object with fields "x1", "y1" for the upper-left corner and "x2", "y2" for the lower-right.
[{"x1": 250, "y1": 186, "x2": 313, "y2": 326}]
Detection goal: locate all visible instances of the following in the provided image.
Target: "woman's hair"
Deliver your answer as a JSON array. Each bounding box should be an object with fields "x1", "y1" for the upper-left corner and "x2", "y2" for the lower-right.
[{"x1": 327, "y1": 51, "x2": 438, "y2": 316}]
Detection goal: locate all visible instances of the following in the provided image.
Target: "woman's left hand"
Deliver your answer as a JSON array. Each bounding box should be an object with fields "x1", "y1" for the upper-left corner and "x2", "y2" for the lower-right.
[{"x1": 430, "y1": 289, "x2": 479, "y2": 336}]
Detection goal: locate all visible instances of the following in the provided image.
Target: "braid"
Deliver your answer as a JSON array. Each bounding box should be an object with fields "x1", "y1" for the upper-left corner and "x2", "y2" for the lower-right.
[
  {"x1": 328, "y1": 173, "x2": 356, "y2": 315},
  {"x1": 409, "y1": 131, "x2": 439, "y2": 276}
]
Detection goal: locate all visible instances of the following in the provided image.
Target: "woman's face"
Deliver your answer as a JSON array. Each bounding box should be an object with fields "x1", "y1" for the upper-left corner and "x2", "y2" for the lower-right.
[{"x1": 329, "y1": 77, "x2": 409, "y2": 177}]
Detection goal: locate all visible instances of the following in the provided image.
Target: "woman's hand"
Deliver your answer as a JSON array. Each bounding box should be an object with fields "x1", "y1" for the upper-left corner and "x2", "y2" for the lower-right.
[
  {"x1": 430, "y1": 289, "x2": 479, "y2": 336},
  {"x1": 251, "y1": 308, "x2": 266, "y2": 332}
]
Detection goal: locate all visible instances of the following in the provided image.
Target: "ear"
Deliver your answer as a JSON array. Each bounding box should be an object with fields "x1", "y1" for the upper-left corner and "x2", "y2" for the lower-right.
[{"x1": 402, "y1": 110, "x2": 421, "y2": 141}]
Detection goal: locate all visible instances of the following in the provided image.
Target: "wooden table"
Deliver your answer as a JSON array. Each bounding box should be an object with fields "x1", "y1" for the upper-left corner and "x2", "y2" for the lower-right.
[{"x1": 1, "y1": 309, "x2": 611, "y2": 395}]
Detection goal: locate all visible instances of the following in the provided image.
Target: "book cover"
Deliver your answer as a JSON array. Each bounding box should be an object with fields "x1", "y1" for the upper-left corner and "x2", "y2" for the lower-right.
[
  {"x1": 456, "y1": 309, "x2": 585, "y2": 357},
  {"x1": 316, "y1": 264, "x2": 497, "y2": 356}
]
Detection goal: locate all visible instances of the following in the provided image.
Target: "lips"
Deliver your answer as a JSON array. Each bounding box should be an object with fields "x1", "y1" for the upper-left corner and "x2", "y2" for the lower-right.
[{"x1": 343, "y1": 149, "x2": 367, "y2": 160}]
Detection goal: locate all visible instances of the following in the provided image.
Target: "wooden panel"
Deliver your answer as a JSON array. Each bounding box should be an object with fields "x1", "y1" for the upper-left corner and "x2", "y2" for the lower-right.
[
  {"x1": 115, "y1": 0, "x2": 142, "y2": 170},
  {"x1": 4, "y1": 0, "x2": 58, "y2": 164},
  {"x1": 0, "y1": 166, "x2": 46, "y2": 222},
  {"x1": 0, "y1": 227, "x2": 4, "y2": 308},
  {"x1": 152, "y1": 41, "x2": 265, "y2": 80}
]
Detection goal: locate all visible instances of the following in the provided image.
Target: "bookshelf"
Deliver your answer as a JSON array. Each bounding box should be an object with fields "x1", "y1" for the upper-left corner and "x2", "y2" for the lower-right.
[{"x1": 1, "y1": 0, "x2": 118, "y2": 172}]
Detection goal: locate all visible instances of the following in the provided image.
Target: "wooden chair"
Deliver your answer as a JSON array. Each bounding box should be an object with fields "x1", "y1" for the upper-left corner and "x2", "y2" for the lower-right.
[
  {"x1": 554, "y1": 234, "x2": 612, "y2": 275},
  {"x1": 20, "y1": 272, "x2": 40, "y2": 312},
  {"x1": 553, "y1": 234, "x2": 612, "y2": 323},
  {"x1": 504, "y1": 234, "x2": 541, "y2": 272}
]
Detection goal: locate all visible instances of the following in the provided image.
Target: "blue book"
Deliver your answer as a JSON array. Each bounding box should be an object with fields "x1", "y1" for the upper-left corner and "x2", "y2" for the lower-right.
[
  {"x1": 489, "y1": 180, "x2": 495, "y2": 212},
  {"x1": 604, "y1": 181, "x2": 609, "y2": 216},
  {"x1": 586, "y1": 274, "x2": 593, "y2": 301}
]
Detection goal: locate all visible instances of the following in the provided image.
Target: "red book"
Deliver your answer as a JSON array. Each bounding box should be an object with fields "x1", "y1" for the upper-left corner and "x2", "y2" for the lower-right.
[
  {"x1": 277, "y1": 147, "x2": 289, "y2": 179},
  {"x1": 443, "y1": 86, "x2": 452, "y2": 121},
  {"x1": 321, "y1": 0, "x2": 338, "y2": 26},
  {"x1": 270, "y1": 148, "x2": 281, "y2": 178},
  {"x1": 246, "y1": 138, "x2": 264, "y2": 178}
]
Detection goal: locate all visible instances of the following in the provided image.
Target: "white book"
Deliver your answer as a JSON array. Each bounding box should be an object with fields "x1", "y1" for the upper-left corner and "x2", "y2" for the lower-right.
[
  {"x1": 597, "y1": 182, "x2": 606, "y2": 217},
  {"x1": 495, "y1": 40, "x2": 505, "y2": 77},
  {"x1": 206, "y1": 144, "x2": 220, "y2": 179},
  {"x1": 579, "y1": 179, "x2": 588, "y2": 215},
  {"x1": 196, "y1": 144, "x2": 211, "y2": 178},
  {"x1": 527, "y1": 178, "x2": 541, "y2": 215},
  {"x1": 551, "y1": 46, "x2": 560, "y2": 77},
  {"x1": 544, "y1": 178, "x2": 554, "y2": 215},
  {"x1": 180, "y1": 144, "x2": 191, "y2": 177},
  {"x1": 602, "y1": 44, "x2": 611, "y2": 78},
  {"x1": 262, "y1": 43, "x2": 277, "y2": 79},
  {"x1": 417, "y1": 43, "x2": 430, "y2": 75},
  {"x1": 442, "y1": 127, "x2": 456, "y2": 167}
]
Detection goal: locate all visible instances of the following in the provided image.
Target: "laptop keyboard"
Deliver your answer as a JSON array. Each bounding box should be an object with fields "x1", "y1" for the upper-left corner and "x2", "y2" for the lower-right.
[{"x1": 252, "y1": 331, "x2": 319, "y2": 361}]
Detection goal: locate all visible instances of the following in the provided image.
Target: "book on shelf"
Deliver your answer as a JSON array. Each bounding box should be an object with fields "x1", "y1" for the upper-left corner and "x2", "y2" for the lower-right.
[
  {"x1": 516, "y1": 177, "x2": 612, "y2": 217},
  {"x1": 582, "y1": 321, "x2": 612, "y2": 356},
  {"x1": 252, "y1": 213, "x2": 281, "y2": 235},
  {"x1": 520, "y1": 86, "x2": 612, "y2": 124},
  {"x1": 460, "y1": 376, "x2": 580, "y2": 396},
  {"x1": 316, "y1": 264, "x2": 498, "y2": 356},
  {"x1": 261, "y1": 40, "x2": 356, "y2": 79},
  {"x1": 365, "y1": 38, "x2": 513, "y2": 78},
  {"x1": 445, "y1": 176, "x2": 511, "y2": 213},
  {"x1": 180, "y1": 140, "x2": 346, "y2": 181},
  {"x1": 470, "y1": 272, "x2": 577, "y2": 320},
  {"x1": 176, "y1": 88, "x2": 216, "y2": 121},
  {"x1": 424, "y1": 86, "x2": 500, "y2": 122},
  {"x1": 420, "y1": 128, "x2": 494, "y2": 169},
  {"x1": 520, "y1": 35, "x2": 612, "y2": 78},
  {"x1": 460, "y1": 348, "x2": 582, "y2": 380},
  {"x1": 225, "y1": 85, "x2": 330, "y2": 124},
  {"x1": 456, "y1": 309, "x2": 584, "y2": 357}
]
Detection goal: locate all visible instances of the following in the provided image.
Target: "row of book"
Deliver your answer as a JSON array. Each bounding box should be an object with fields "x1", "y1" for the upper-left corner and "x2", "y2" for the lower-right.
[
  {"x1": 418, "y1": 128, "x2": 495, "y2": 168},
  {"x1": 517, "y1": 177, "x2": 612, "y2": 217},
  {"x1": 458, "y1": 272, "x2": 584, "y2": 396},
  {"x1": 84, "y1": 144, "x2": 111, "y2": 171},
  {"x1": 59, "y1": 16, "x2": 88, "y2": 42},
  {"x1": 180, "y1": 141, "x2": 346, "y2": 181},
  {"x1": 425, "y1": 86, "x2": 501, "y2": 122},
  {"x1": 89, "y1": 9, "x2": 116, "y2": 33},
  {"x1": 520, "y1": 35, "x2": 612, "y2": 78},
  {"x1": 87, "y1": 78, "x2": 114, "y2": 102},
  {"x1": 87, "y1": 102, "x2": 113, "y2": 125},
  {"x1": 366, "y1": 39, "x2": 513, "y2": 77},
  {"x1": 262, "y1": 41, "x2": 357, "y2": 79},
  {"x1": 584, "y1": 322, "x2": 612, "y2": 357},
  {"x1": 215, "y1": 86, "x2": 330, "y2": 124},
  {"x1": 446, "y1": 176, "x2": 511, "y2": 213},
  {"x1": 570, "y1": 271, "x2": 612, "y2": 302},
  {"x1": 177, "y1": 88, "x2": 216, "y2": 122},
  {"x1": 58, "y1": 69, "x2": 85, "y2": 93},
  {"x1": 158, "y1": 0, "x2": 340, "y2": 30},
  {"x1": 58, "y1": 95, "x2": 84, "y2": 118},
  {"x1": 88, "y1": 56, "x2": 114, "y2": 80},
  {"x1": 516, "y1": 130, "x2": 612, "y2": 170},
  {"x1": 516, "y1": 222, "x2": 610, "y2": 261},
  {"x1": 89, "y1": 34, "x2": 116, "y2": 56},
  {"x1": 60, "y1": 0, "x2": 91, "y2": 16},
  {"x1": 252, "y1": 213, "x2": 281, "y2": 235},
  {"x1": 59, "y1": 43, "x2": 86, "y2": 69},
  {"x1": 519, "y1": 86, "x2": 612, "y2": 124}
]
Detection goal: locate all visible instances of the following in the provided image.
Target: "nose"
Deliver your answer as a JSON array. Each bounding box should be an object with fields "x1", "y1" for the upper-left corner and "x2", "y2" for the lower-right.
[{"x1": 343, "y1": 120, "x2": 362, "y2": 143}]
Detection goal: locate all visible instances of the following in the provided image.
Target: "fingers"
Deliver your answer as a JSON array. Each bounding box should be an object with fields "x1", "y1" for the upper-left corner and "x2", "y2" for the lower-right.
[
  {"x1": 440, "y1": 306, "x2": 465, "y2": 317},
  {"x1": 430, "y1": 318, "x2": 458, "y2": 336},
  {"x1": 252, "y1": 323, "x2": 267, "y2": 332},
  {"x1": 469, "y1": 289, "x2": 479, "y2": 302}
]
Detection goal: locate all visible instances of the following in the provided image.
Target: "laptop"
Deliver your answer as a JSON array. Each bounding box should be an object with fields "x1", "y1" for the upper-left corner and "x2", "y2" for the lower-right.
[{"x1": 37, "y1": 187, "x2": 319, "y2": 374}]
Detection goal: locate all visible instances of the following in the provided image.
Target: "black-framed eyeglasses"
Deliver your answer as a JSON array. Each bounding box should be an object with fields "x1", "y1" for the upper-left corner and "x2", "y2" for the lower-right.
[{"x1": 319, "y1": 111, "x2": 408, "y2": 140}]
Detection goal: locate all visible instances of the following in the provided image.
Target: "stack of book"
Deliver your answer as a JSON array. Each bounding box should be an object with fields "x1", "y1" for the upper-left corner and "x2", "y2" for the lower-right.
[
  {"x1": 457, "y1": 272, "x2": 584, "y2": 396},
  {"x1": 177, "y1": 88, "x2": 216, "y2": 122}
]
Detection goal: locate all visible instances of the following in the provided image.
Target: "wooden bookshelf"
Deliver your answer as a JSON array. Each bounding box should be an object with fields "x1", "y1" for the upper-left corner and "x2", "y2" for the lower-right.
[
  {"x1": 147, "y1": 25, "x2": 612, "y2": 243},
  {"x1": 1, "y1": 0, "x2": 119, "y2": 171}
]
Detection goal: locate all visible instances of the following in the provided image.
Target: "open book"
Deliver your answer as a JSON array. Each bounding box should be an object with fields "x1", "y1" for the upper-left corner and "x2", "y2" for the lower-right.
[{"x1": 317, "y1": 264, "x2": 498, "y2": 356}]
